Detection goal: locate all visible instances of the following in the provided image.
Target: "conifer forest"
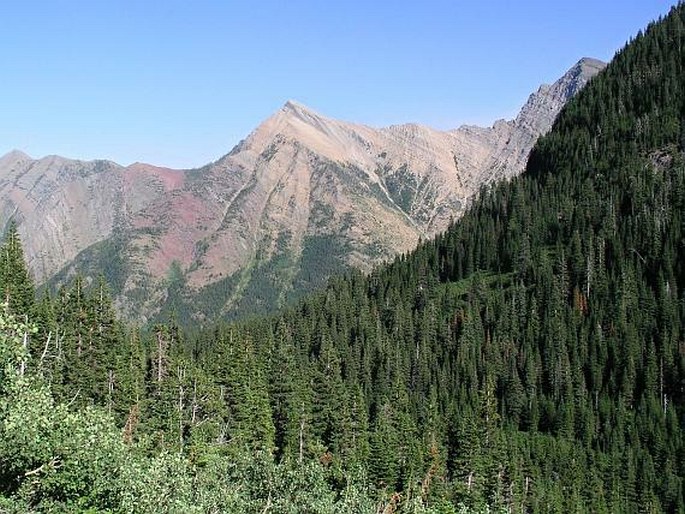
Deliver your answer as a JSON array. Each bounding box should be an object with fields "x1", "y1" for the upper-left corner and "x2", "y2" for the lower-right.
[{"x1": 1, "y1": 5, "x2": 685, "y2": 513}]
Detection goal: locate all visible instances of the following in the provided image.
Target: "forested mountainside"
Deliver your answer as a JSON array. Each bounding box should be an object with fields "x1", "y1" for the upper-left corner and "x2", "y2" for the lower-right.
[
  {"x1": 0, "y1": 58, "x2": 602, "y2": 325},
  {"x1": 1, "y1": 4, "x2": 684, "y2": 514}
]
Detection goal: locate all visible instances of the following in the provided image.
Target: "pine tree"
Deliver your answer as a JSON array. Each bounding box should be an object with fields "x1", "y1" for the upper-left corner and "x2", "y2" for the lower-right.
[{"x1": 0, "y1": 222, "x2": 34, "y2": 317}]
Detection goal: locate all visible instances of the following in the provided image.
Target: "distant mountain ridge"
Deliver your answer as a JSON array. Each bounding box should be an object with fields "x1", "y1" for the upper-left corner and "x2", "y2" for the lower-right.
[{"x1": 0, "y1": 57, "x2": 605, "y2": 322}]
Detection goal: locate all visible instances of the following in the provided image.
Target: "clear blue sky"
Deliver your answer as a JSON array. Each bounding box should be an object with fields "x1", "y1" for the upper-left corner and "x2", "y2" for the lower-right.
[{"x1": 0, "y1": 1, "x2": 677, "y2": 168}]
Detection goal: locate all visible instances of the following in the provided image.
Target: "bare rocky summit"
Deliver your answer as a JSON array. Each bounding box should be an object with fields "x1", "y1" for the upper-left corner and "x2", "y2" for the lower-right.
[{"x1": 0, "y1": 58, "x2": 605, "y2": 322}]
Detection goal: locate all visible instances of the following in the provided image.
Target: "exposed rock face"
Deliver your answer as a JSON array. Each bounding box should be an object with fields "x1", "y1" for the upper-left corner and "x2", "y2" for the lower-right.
[
  {"x1": 0, "y1": 152, "x2": 182, "y2": 282},
  {"x1": 460, "y1": 57, "x2": 607, "y2": 186},
  {"x1": 0, "y1": 58, "x2": 605, "y2": 322}
]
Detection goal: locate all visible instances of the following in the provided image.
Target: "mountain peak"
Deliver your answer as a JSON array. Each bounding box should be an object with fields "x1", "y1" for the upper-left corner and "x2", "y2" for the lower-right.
[
  {"x1": 0, "y1": 149, "x2": 32, "y2": 169},
  {"x1": 554, "y1": 57, "x2": 606, "y2": 102},
  {"x1": 1, "y1": 149, "x2": 31, "y2": 162},
  {"x1": 279, "y1": 99, "x2": 325, "y2": 122},
  {"x1": 243, "y1": 99, "x2": 356, "y2": 160},
  {"x1": 282, "y1": 99, "x2": 307, "y2": 111},
  {"x1": 575, "y1": 56, "x2": 606, "y2": 71},
  {"x1": 567, "y1": 57, "x2": 606, "y2": 82},
  {"x1": 512, "y1": 57, "x2": 605, "y2": 132},
  {"x1": 547, "y1": 57, "x2": 605, "y2": 92}
]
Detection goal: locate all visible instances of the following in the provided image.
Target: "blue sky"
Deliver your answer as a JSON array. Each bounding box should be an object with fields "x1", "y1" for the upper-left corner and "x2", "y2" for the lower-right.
[{"x1": 0, "y1": 1, "x2": 677, "y2": 168}]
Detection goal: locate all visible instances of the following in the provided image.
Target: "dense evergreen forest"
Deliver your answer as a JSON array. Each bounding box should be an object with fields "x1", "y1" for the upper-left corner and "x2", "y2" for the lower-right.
[{"x1": 2, "y1": 4, "x2": 685, "y2": 513}]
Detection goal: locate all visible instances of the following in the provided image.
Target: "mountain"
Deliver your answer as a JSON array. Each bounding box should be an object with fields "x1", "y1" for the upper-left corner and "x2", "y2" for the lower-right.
[
  {"x1": 0, "y1": 6, "x2": 681, "y2": 512},
  {"x1": 199, "y1": 8, "x2": 684, "y2": 510},
  {"x1": 0, "y1": 153, "x2": 178, "y2": 283},
  {"x1": 0, "y1": 58, "x2": 604, "y2": 322}
]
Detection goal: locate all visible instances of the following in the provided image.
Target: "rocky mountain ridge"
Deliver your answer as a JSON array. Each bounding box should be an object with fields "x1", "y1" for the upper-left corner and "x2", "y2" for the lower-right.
[{"x1": 0, "y1": 57, "x2": 605, "y2": 322}]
